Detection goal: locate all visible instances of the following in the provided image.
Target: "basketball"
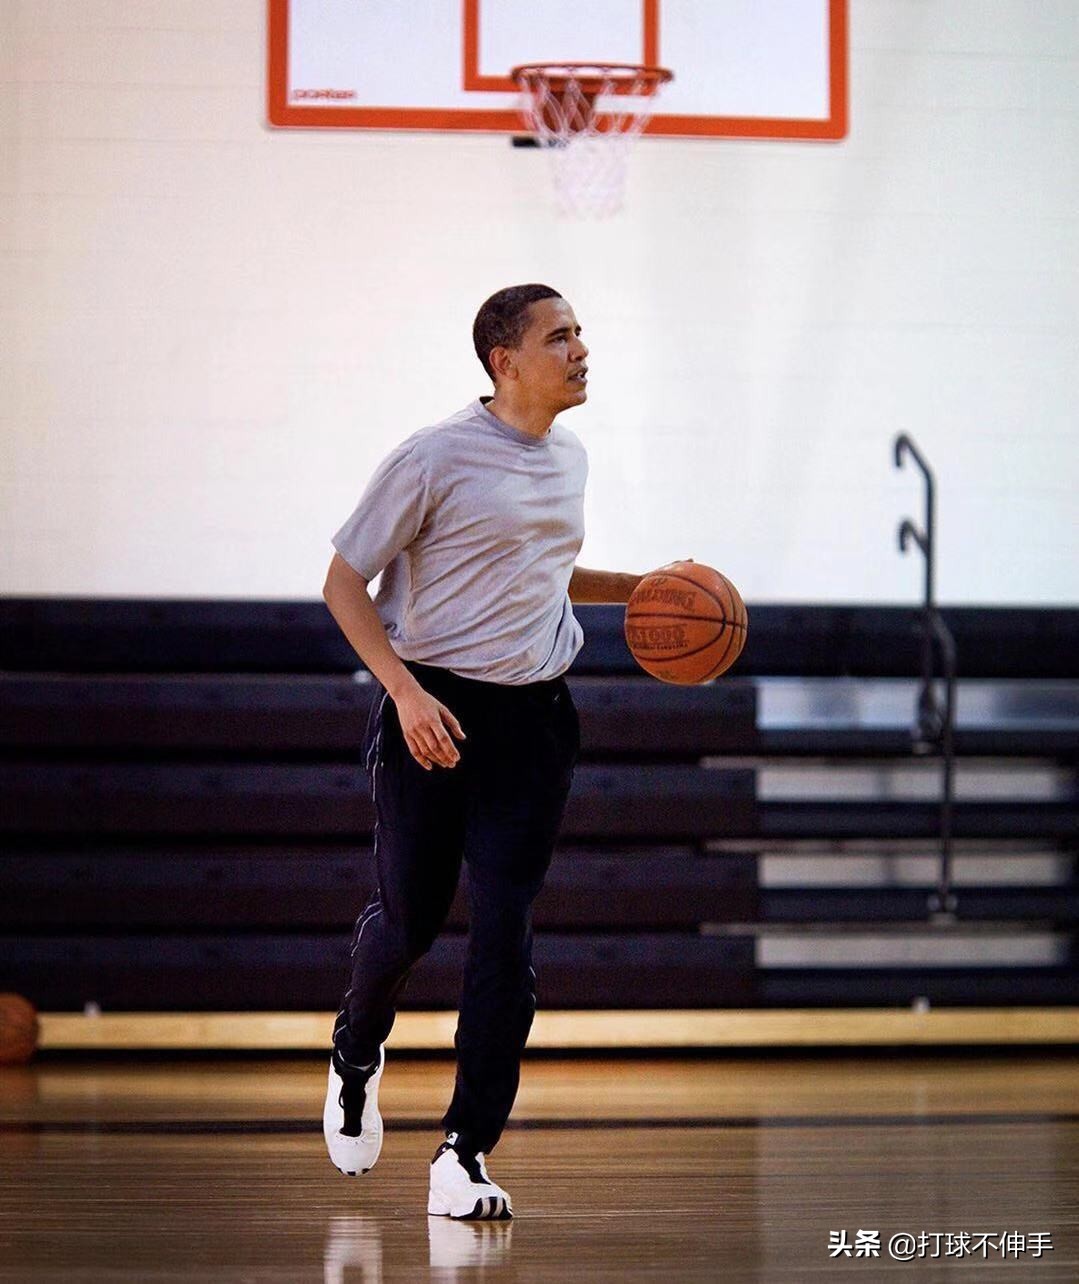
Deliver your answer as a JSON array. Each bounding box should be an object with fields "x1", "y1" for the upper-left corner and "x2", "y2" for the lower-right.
[
  {"x1": 0, "y1": 993, "x2": 39, "y2": 1065},
  {"x1": 624, "y1": 561, "x2": 748, "y2": 684}
]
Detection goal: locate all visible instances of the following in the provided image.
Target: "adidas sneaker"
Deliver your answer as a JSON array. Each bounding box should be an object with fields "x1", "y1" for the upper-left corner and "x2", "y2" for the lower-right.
[
  {"x1": 427, "y1": 1133, "x2": 513, "y2": 1220},
  {"x1": 323, "y1": 1045, "x2": 385, "y2": 1177}
]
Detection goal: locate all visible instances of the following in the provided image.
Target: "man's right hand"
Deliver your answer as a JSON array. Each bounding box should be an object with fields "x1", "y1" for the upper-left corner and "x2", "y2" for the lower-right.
[{"x1": 392, "y1": 682, "x2": 466, "y2": 770}]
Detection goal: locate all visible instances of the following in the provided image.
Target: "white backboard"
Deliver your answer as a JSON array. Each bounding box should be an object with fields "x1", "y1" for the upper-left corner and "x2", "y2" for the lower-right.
[{"x1": 268, "y1": 0, "x2": 847, "y2": 140}]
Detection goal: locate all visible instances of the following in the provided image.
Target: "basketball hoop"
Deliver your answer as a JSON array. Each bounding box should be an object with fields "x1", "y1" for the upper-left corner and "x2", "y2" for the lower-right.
[{"x1": 511, "y1": 62, "x2": 673, "y2": 218}]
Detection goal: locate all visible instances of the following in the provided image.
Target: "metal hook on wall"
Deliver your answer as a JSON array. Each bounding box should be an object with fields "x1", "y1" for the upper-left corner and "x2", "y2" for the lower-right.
[{"x1": 894, "y1": 433, "x2": 958, "y2": 921}]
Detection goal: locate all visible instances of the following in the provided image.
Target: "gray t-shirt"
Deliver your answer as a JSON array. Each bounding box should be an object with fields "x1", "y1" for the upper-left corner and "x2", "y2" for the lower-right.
[{"x1": 331, "y1": 398, "x2": 589, "y2": 685}]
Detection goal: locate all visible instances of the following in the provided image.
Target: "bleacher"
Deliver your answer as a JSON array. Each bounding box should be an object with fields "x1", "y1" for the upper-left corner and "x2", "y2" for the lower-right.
[{"x1": 2, "y1": 598, "x2": 1077, "y2": 1021}]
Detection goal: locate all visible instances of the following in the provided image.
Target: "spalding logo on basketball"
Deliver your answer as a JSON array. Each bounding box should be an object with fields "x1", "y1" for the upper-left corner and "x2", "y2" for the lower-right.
[{"x1": 624, "y1": 561, "x2": 748, "y2": 684}]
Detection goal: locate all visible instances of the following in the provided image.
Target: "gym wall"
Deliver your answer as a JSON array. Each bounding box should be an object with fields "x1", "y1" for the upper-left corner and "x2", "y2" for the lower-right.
[{"x1": 1, "y1": 0, "x2": 1075, "y2": 603}]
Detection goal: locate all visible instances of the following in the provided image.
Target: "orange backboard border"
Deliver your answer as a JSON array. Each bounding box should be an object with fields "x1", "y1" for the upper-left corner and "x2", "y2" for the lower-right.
[{"x1": 267, "y1": 0, "x2": 847, "y2": 141}]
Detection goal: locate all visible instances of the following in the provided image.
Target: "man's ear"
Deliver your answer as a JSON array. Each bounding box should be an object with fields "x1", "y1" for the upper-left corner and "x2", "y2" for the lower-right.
[{"x1": 489, "y1": 346, "x2": 517, "y2": 383}]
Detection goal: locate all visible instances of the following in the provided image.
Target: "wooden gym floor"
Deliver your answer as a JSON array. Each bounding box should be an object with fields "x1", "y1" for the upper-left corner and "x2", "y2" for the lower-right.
[{"x1": 1, "y1": 1053, "x2": 1077, "y2": 1281}]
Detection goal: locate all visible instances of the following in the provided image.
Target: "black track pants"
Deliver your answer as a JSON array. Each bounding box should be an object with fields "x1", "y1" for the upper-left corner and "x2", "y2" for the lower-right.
[{"x1": 333, "y1": 659, "x2": 580, "y2": 1154}]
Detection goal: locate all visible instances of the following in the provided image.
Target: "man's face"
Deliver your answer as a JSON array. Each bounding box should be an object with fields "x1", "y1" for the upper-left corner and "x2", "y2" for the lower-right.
[{"x1": 504, "y1": 297, "x2": 589, "y2": 411}]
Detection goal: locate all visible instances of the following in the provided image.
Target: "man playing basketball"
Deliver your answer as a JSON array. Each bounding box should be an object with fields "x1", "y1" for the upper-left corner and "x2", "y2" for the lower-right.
[{"x1": 321, "y1": 284, "x2": 644, "y2": 1219}]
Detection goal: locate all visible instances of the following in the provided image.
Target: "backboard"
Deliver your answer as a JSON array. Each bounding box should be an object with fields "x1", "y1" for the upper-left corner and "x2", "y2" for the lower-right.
[{"x1": 267, "y1": 0, "x2": 847, "y2": 141}]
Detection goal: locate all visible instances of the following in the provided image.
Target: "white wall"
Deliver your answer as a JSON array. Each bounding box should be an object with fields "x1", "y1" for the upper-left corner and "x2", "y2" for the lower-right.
[{"x1": 2, "y1": 0, "x2": 1076, "y2": 603}]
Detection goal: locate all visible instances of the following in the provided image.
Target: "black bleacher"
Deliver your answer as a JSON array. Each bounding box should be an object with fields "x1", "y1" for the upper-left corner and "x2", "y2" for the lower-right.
[{"x1": 2, "y1": 599, "x2": 1077, "y2": 1013}]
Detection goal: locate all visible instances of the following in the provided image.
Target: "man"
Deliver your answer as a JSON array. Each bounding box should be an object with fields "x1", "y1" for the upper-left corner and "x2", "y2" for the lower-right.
[{"x1": 321, "y1": 284, "x2": 643, "y2": 1220}]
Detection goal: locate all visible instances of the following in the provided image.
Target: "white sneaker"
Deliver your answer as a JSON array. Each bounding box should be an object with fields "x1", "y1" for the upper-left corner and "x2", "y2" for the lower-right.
[
  {"x1": 427, "y1": 1134, "x2": 513, "y2": 1220},
  {"x1": 323, "y1": 1045, "x2": 385, "y2": 1176}
]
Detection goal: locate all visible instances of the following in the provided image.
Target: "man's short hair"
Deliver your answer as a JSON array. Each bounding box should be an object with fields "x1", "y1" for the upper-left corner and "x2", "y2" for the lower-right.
[{"x1": 473, "y1": 284, "x2": 563, "y2": 381}]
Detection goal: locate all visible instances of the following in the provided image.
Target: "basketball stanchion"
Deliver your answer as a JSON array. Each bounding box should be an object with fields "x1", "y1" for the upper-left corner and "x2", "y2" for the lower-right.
[{"x1": 512, "y1": 62, "x2": 673, "y2": 217}]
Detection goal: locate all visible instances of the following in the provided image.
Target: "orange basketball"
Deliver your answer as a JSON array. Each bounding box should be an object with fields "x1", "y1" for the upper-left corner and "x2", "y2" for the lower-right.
[
  {"x1": 624, "y1": 561, "x2": 748, "y2": 684},
  {"x1": 0, "y1": 993, "x2": 39, "y2": 1065}
]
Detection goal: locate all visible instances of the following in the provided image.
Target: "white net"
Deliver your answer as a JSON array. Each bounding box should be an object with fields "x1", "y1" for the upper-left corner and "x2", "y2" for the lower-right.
[{"x1": 513, "y1": 63, "x2": 672, "y2": 218}]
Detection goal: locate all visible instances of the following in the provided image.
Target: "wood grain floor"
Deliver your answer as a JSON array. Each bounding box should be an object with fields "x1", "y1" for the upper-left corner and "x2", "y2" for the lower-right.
[{"x1": 1, "y1": 1054, "x2": 1076, "y2": 1281}]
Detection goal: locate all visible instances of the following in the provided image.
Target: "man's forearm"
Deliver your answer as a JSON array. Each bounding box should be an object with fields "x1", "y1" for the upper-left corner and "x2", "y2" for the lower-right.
[
  {"x1": 568, "y1": 565, "x2": 645, "y2": 605},
  {"x1": 323, "y1": 559, "x2": 418, "y2": 700}
]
